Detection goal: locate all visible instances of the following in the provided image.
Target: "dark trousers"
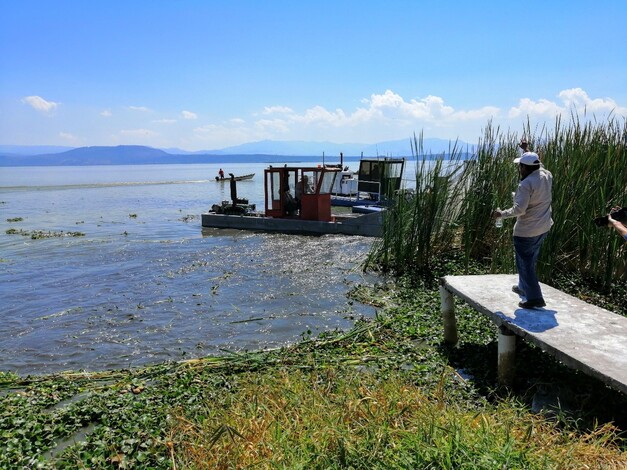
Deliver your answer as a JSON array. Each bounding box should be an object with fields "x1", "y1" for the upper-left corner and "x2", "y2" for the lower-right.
[{"x1": 513, "y1": 231, "x2": 548, "y2": 301}]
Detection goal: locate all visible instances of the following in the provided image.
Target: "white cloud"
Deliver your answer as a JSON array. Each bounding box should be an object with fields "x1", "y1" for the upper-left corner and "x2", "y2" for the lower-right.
[
  {"x1": 193, "y1": 123, "x2": 263, "y2": 148},
  {"x1": 254, "y1": 119, "x2": 291, "y2": 133},
  {"x1": 508, "y1": 88, "x2": 627, "y2": 119},
  {"x1": 299, "y1": 106, "x2": 348, "y2": 126},
  {"x1": 101, "y1": 109, "x2": 112, "y2": 117},
  {"x1": 240, "y1": 88, "x2": 625, "y2": 146},
  {"x1": 362, "y1": 90, "x2": 499, "y2": 123},
  {"x1": 59, "y1": 132, "x2": 79, "y2": 143},
  {"x1": 22, "y1": 95, "x2": 59, "y2": 112},
  {"x1": 181, "y1": 91, "x2": 505, "y2": 147},
  {"x1": 262, "y1": 106, "x2": 293, "y2": 115},
  {"x1": 449, "y1": 106, "x2": 501, "y2": 123},
  {"x1": 120, "y1": 129, "x2": 158, "y2": 137},
  {"x1": 508, "y1": 98, "x2": 564, "y2": 119},
  {"x1": 128, "y1": 106, "x2": 151, "y2": 112},
  {"x1": 246, "y1": 90, "x2": 500, "y2": 141},
  {"x1": 82, "y1": 88, "x2": 624, "y2": 150},
  {"x1": 181, "y1": 110, "x2": 197, "y2": 120},
  {"x1": 558, "y1": 88, "x2": 627, "y2": 115}
]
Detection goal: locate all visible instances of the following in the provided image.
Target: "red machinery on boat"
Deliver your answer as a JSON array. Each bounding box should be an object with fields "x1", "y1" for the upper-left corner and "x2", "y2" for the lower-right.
[{"x1": 264, "y1": 165, "x2": 338, "y2": 221}]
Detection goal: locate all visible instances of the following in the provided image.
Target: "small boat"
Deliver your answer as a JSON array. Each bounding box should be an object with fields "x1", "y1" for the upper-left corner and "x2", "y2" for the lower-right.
[
  {"x1": 202, "y1": 165, "x2": 382, "y2": 237},
  {"x1": 215, "y1": 173, "x2": 254, "y2": 182},
  {"x1": 352, "y1": 204, "x2": 385, "y2": 214}
]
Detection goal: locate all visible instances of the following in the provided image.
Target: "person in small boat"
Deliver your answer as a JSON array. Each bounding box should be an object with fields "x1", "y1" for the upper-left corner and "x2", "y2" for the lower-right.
[{"x1": 218, "y1": 168, "x2": 225, "y2": 180}]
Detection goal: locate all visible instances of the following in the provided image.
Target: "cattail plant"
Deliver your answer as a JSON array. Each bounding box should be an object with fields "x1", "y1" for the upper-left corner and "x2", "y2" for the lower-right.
[
  {"x1": 538, "y1": 113, "x2": 627, "y2": 288},
  {"x1": 369, "y1": 115, "x2": 627, "y2": 287},
  {"x1": 366, "y1": 132, "x2": 468, "y2": 278}
]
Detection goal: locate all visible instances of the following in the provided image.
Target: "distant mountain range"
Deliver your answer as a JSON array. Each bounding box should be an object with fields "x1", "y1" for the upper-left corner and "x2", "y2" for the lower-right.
[
  {"x1": 161, "y1": 137, "x2": 471, "y2": 157},
  {"x1": 0, "y1": 138, "x2": 473, "y2": 166}
]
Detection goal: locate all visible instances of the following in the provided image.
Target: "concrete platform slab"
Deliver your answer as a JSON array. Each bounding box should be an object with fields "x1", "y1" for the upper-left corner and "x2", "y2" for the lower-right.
[{"x1": 440, "y1": 274, "x2": 627, "y2": 394}]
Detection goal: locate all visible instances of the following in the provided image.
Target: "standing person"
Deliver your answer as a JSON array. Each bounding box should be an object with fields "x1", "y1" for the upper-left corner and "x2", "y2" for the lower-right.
[
  {"x1": 494, "y1": 152, "x2": 553, "y2": 309},
  {"x1": 295, "y1": 176, "x2": 304, "y2": 202},
  {"x1": 218, "y1": 168, "x2": 225, "y2": 180},
  {"x1": 283, "y1": 188, "x2": 297, "y2": 216}
]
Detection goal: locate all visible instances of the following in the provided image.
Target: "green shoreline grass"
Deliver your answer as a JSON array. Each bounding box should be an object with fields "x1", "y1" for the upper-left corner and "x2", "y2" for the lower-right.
[{"x1": 1, "y1": 254, "x2": 625, "y2": 469}]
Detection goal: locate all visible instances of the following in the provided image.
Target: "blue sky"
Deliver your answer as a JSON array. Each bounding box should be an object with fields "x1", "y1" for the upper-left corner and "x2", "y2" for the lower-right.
[{"x1": 1, "y1": 0, "x2": 626, "y2": 151}]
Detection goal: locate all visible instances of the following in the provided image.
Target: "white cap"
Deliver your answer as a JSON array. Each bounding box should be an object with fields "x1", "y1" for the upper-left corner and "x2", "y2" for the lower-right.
[{"x1": 514, "y1": 152, "x2": 541, "y2": 165}]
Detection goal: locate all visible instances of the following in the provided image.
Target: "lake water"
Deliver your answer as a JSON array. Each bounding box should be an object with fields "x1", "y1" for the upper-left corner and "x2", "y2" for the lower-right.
[{"x1": 0, "y1": 161, "x2": 388, "y2": 376}]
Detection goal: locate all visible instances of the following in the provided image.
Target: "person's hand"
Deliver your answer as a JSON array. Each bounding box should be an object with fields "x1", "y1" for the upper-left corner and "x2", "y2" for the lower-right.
[{"x1": 608, "y1": 213, "x2": 617, "y2": 226}]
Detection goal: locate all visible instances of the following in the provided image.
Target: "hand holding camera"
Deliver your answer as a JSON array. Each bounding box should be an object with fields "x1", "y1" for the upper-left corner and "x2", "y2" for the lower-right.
[{"x1": 594, "y1": 207, "x2": 627, "y2": 227}]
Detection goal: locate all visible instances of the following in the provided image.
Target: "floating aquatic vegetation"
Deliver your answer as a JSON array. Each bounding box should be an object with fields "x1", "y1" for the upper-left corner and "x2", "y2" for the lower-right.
[{"x1": 4, "y1": 228, "x2": 85, "y2": 239}]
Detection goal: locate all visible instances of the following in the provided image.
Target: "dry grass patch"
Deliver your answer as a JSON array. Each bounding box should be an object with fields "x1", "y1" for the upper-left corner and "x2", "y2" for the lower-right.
[{"x1": 169, "y1": 368, "x2": 626, "y2": 469}]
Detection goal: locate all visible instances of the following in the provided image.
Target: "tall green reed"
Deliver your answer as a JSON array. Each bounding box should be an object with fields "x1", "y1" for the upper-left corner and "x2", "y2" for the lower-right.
[
  {"x1": 369, "y1": 116, "x2": 627, "y2": 287},
  {"x1": 460, "y1": 115, "x2": 627, "y2": 286},
  {"x1": 458, "y1": 122, "x2": 519, "y2": 274},
  {"x1": 366, "y1": 133, "x2": 467, "y2": 278},
  {"x1": 539, "y1": 114, "x2": 627, "y2": 288}
]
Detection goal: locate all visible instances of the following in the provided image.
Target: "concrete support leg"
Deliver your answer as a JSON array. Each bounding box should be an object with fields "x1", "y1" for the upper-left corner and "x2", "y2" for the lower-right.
[
  {"x1": 439, "y1": 286, "x2": 458, "y2": 345},
  {"x1": 498, "y1": 326, "x2": 516, "y2": 388}
]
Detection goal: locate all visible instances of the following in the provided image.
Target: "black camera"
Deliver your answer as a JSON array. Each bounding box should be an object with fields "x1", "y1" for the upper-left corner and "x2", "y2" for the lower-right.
[{"x1": 594, "y1": 207, "x2": 627, "y2": 227}]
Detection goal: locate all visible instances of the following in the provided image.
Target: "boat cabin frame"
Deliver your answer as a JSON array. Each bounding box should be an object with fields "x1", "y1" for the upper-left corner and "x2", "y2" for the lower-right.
[
  {"x1": 356, "y1": 157, "x2": 405, "y2": 201},
  {"x1": 264, "y1": 166, "x2": 339, "y2": 221}
]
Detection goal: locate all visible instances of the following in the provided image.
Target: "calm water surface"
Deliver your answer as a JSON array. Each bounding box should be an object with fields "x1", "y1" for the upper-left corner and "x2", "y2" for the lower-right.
[{"x1": 0, "y1": 162, "x2": 381, "y2": 375}]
